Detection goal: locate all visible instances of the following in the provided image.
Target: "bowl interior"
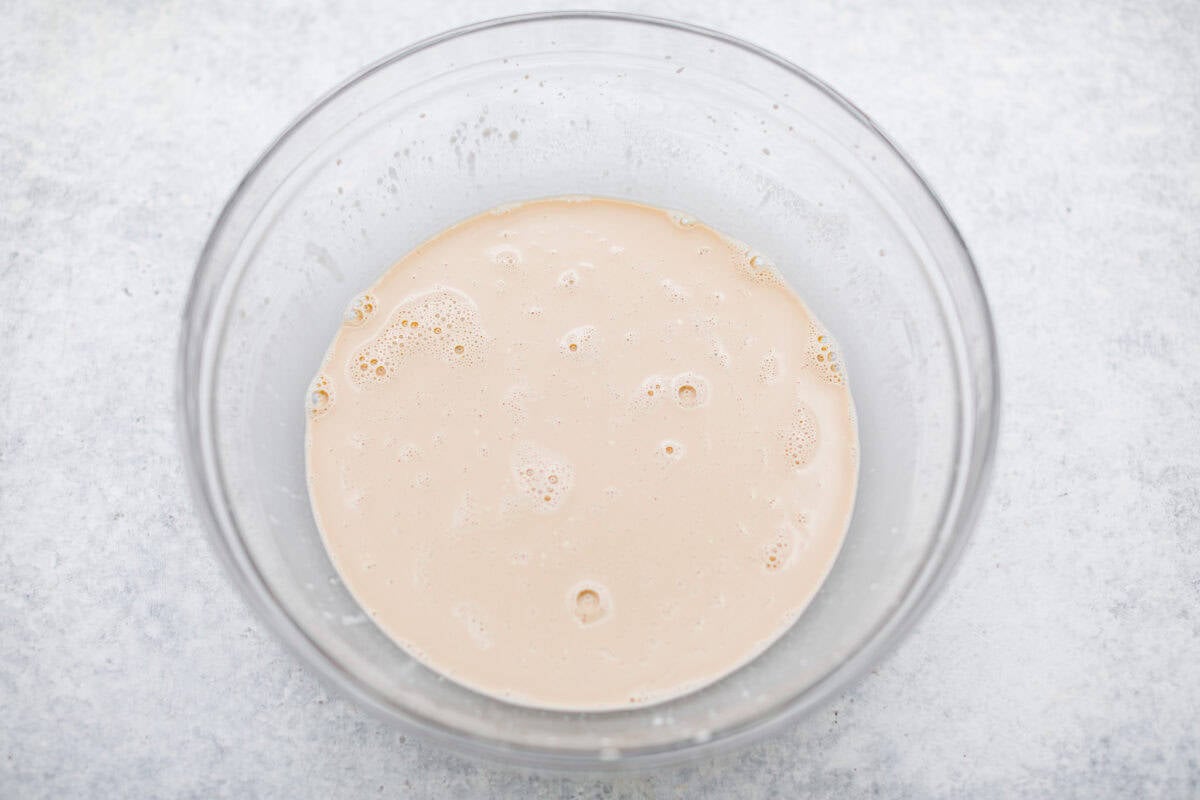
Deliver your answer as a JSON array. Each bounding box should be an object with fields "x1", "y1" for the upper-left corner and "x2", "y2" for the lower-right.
[{"x1": 184, "y1": 13, "x2": 995, "y2": 766}]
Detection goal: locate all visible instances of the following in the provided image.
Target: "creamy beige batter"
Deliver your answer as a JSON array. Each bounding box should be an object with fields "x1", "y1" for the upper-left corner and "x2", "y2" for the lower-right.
[{"x1": 306, "y1": 197, "x2": 857, "y2": 710}]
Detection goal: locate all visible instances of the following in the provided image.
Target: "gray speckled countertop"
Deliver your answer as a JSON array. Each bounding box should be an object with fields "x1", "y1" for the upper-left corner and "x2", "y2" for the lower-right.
[{"x1": 3, "y1": 1, "x2": 1199, "y2": 797}]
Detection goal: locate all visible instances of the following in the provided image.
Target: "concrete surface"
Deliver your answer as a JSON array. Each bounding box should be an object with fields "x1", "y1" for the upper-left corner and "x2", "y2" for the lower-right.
[{"x1": 2, "y1": 0, "x2": 1198, "y2": 797}]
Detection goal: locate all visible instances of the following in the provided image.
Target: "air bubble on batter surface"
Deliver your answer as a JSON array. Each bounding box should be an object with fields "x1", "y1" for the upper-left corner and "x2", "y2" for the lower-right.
[
  {"x1": 671, "y1": 371, "x2": 710, "y2": 409},
  {"x1": 802, "y1": 322, "x2": 847, "y2": 385},
  {"x1": 759, "y1": 350, "x2": 783, "y2": 384},
  {"x1": 569, "y1": 581, "x2": 612, "y2": 626},
  {"x1": 633, "y1": 375, "x2": 667, "y2": 409},
  {"x1": 512, "y1": 441, "x2": 575, "y2": 513},
  {"x1": 781, "y1": 403, "x2": 819, "y2": 467},
  {"x1": 668, "y1": 210, "x2": 696, "y2": 228},
  {"x1": 308, "y1": 375, "x2": 333, "y2": 417},
  {"x1": 559, "y1": 324, "x2": 599, "y2": 357},
  {"x1": 659, "y1": 439, "x2": 685, "y2": 462},
  {"x1": 489, "y1": 245, "x2": 522, "y2": 268},
  {"x1": 343, "y1": 293, "x2": 378, "y2": 326},
  {"x1": 348, "y1": 287, "x2": 488, "y2": 387},
  {"x1": 557, "y1": 269, "x2": 581, "y2": 290}
]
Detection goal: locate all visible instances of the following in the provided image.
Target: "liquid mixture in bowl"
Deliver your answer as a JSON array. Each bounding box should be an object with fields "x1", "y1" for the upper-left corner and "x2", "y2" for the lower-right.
[{"x1": 305, "y1": 197, "x2": 857, "y2": 710}]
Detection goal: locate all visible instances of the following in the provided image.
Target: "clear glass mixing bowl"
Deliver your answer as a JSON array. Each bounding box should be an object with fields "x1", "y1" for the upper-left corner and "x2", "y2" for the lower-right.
[{"x1": 178, "y1": 12, "x2": 999, "y2": 770}]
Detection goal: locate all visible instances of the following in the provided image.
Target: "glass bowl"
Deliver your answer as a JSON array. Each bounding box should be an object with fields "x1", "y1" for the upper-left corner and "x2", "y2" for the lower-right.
[{"x1": 178, "y1": 11, "x2": 999, "y2": 770}]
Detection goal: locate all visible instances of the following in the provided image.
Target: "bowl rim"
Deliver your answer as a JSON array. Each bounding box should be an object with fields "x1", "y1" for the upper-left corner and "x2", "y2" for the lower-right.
[{"x1": 178, "y1": 9, "x2": 1001, "y2": 770}]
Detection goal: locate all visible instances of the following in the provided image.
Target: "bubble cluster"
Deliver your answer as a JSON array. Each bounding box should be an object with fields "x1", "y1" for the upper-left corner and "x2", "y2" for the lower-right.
[
  {"x1": 692, "y1": 315, "x2": 718, "y2": 337},
  {"x1": 803, "y1": 323, "x2": 846, "y2": 385},
  {"x1": 308, "y1": 375, "x2": 333, "y2": 417},
  {"x1": 570, "y1": 582, "x2": 611, "y2": 626},
  {"x1": 759, "y1": 350, "x2": 782, "y2": 384},
  {"x1": 709, "y1": 338, "x2": 731, "y2": 368},
  {"x1": 349, "y1": 289, "x2": 487, "y2": 388},
  {"x1": 633, "y1": 374, "x2": 667, "y2": 409},
  {"x1": 557, "y1": 269, "x2": 581, "y2": 290},
  {"x1": 763, "y1": 528, "x2": 794, "y2": 572},
  {"x1": 671, "y1": 371, "x2": 711, "y2": 409},
  {"x1": 660, "y1": 278, "x2": 689, "y2": 303},
  {"x1": 737, "y1": 250, "x2": 784, "y2": 287},
  {"x1": 781, "y1": 403, "x2": 819, "y2": 467},
  {"x1": 343, "y1": 293, "x2": 378, "y2": 326},
  {"x1": 560, "y1": 325, "x2": 599, "y2": 357},
  {"x1": 512, "y1": 442, "x2": 575, "y2": 513},
  {"x1": 501, "y1": 385, "x2": 529, "y2": 426}
]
